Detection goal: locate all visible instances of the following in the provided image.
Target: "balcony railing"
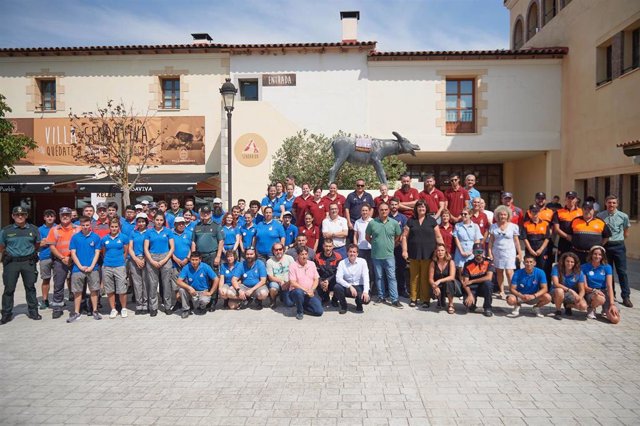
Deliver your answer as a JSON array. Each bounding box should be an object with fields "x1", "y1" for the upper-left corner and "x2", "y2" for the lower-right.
[{"x1": 446, "y1": 108, "x2": 476, "y2": 134}]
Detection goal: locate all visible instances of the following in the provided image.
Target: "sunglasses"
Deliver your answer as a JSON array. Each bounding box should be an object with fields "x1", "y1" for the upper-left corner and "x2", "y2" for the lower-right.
[{"x1": 356, "y1": 184, "x2": 365, "y2": 187}]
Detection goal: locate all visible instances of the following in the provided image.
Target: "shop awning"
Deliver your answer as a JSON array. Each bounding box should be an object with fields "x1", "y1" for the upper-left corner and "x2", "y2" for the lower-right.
[
  {"x1": 76, "y1": 173, "x2": 219, "y2": 193},
  {"x1": 0, "y1": 174, "x2": 88, "y2": 193}
]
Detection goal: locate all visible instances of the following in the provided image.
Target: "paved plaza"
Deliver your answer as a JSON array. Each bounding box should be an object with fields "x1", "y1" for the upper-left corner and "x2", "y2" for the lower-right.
[{"x1": 0, "y1": 262, "x2": 639, "y2": 426}]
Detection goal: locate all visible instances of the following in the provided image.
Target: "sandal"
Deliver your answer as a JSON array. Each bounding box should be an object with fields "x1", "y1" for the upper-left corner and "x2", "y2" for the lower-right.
[
  {"x1": 409, "y1": 300, "x2": 417, "y2": 307},
  {"x1": 447, "y1": 305, "x2": 455, "y2": 314}
]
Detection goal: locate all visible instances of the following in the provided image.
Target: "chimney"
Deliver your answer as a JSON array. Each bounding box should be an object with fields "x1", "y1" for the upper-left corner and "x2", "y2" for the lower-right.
[
  {"x1": 340, "y1": 11, "x2": 360, "y2": 43},
  {"x1": 191, "y1": 33, "x2": 213, "y2": 45}
]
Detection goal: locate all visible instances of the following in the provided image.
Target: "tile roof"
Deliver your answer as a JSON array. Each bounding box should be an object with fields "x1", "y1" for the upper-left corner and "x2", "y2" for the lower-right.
[
  {"x1": 368, "y1": 47, "x2": 568, "y2": 60},
  {"x1": 617, "y1": 140, "x2": 640, "y2": 148}
]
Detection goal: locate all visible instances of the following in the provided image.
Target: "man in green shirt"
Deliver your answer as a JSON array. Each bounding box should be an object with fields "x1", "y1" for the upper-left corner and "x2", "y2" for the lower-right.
[
  {"x1": 597, "y1": 195, "x2": 632, "y2": 307},
  {"x1": 0, "y1": 206, "x2": 42, "y2": 324},
  {"x1": 365, "y1": 202, "x2": 403, "y2": 308}
]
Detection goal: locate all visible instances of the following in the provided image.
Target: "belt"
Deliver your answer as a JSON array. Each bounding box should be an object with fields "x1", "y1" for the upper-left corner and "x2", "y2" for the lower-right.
[
  {"x1": 605, "y1": 241, "x2": 624, "y2": 246},
  {"x1": 11, "y1": 254, "x2": 37, "y2": 262}
]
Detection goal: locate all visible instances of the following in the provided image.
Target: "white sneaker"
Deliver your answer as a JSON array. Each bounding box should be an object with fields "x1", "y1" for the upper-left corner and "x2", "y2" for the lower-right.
[
  {"x1": 532, "y1": 307, "x2": 543, "y2": 318},
  {"x1": 109, "y1": 309, "x2": 118, "y2": 319},
  {"x1": 121, "y1": 308, "x2": 128, "y2": 318},
  {"x1": 586, "y1": 308, "x2": 596, "y2": 319},
  {"x1": 508, "y1": 306, "x2": 520, "y2": 317}
]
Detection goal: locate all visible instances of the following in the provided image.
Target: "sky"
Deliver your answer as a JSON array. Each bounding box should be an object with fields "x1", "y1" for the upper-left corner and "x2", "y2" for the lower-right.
[{"x1": 0, "y1": 0, "x2": 509, "y2": 52}]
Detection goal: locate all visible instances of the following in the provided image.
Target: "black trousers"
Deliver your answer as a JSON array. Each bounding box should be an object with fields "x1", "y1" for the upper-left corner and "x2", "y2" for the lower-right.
[
  {"x1": 464, "y1": 281, "x2": 493, "y2": 309},
  {"x1": 2, "y1": 259, "x2": 38, "y2": 315},
  {"x1": 333, "y1": 284, "x2": 369, "y2": 310}
]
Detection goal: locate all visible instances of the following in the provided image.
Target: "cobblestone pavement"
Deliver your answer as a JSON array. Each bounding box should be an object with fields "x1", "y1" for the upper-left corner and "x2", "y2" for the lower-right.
[{"x1": 0, "y1": 265, "x2": 639, "y2": 425}]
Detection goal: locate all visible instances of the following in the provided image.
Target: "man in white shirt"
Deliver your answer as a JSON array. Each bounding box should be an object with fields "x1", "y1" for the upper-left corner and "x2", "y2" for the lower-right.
[
  {"x1": 322, "y1": 203, "x2": 348, "y2": 259},
  {"x1": 334, "y1": 244, "x2": 371, "y2": 314}
]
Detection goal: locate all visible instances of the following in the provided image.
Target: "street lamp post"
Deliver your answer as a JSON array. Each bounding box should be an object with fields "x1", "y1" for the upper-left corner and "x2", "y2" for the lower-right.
[{"x1": 220, "y1": 78, "x2": 237, "y2": 212}]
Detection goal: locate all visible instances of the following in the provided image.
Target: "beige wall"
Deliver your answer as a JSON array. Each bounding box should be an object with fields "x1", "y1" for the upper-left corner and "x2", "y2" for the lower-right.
[{"x1": 504, "y1": 152, "x2": 548, "y2": 207}]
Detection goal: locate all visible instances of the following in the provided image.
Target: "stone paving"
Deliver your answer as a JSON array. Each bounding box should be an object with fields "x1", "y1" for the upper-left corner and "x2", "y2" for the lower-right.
[{"x1": 0, "y1": 264, "x2": 639, "y2": 425}]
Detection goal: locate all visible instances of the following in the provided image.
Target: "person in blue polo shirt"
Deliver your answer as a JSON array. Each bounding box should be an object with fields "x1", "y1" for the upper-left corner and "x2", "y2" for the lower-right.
[
  {"x1": 143, "y1": 213, "x2": 175, "y2": 317},
  {"x1": 281, "y1": 211, "x2": 298, "y2": 249},
  {"x1": 171, "y1": 216, "x2": 192, "y2": 308},
  {"x1": 120, "y1": 205, "x2": 137, "y2": 237},
  {"x1": 506, "y1": 254, "x2": 551, "y2": 318},
  {"x1": 218, "y1": 250, "x2": 245, "y2": 309},
  {"x1": 221, "y1": 213, "x2": 240, "y2": 254},
  {"x1": 239, "y1": 212, "x2": 257, "y2": 257},
  {"x1": 68, "y1": 216, "x2": 101, "y2": 323},
  {"x1": 550, "y1": 252, "x2": 587, "y2": 320},
  {"x1": 234, "y1": 247, "x2": 269, "y2": 309},
  {"x1": 582, "y1": 245, "x2": 620, "y2": 323},
  {"x1": 101, "y1": 218, "x2": 129, "y2": 319},
  {"x1": 128, "y1": 213, "x2": 149, "y2": 315},
  {"x1": 38, "y1": 209, "x2": 56, "y2": 310},
  {"x1": 175, "y1": 251, "x2": 219, "y2": 318},
  {"x1": 254, "y1": 206, "x2": 285, "y2": 262}
]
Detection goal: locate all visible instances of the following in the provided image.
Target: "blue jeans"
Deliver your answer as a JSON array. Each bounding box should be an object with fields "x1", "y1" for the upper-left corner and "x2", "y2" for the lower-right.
[
  {"x1": 280, "y1": 289, "x2": 294, "y2": 307},
  {"x1": 289, "y1": 289, "x2": 323, "y2": 316},
  {"x1": 605, "y1": 242, "x2": 630, "y2": 299},
  {"x1": 373, "y1": 257, "x2": 398, "y2": 302}
]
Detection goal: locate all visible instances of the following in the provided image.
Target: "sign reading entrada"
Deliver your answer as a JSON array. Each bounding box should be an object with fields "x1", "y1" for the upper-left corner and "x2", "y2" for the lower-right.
[{"x1": 262, "y1": 73, "x2": 296, "y2": 87}]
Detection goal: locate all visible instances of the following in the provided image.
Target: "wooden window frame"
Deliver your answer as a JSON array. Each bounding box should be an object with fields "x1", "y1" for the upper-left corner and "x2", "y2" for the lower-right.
[
  {"x1": 526, "y1": 1, "x2": 540, "y2": 41},
  {"x1": 445, "y1": 78, "x2": 475, "y2": 134},
  {"x1": 39, "y1": 79, "x2": 56, "y2": 111},
  {"x1": 161, "y1": 77, "x2": 180, "y2": 110}
]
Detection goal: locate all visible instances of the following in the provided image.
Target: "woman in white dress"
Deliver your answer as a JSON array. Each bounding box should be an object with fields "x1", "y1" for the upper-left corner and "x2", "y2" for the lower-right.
[{"x1": 488, "y1": 205, "x2": 523, "y2": 298}]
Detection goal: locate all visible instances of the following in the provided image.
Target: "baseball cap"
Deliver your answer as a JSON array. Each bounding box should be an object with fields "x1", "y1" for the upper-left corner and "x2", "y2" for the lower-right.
[
  {"x1": 135, "y1": 204, "x2": 143, "y2": 210},
  {"x1": 282, "y1": 211, "x2": 293, "y2": 217},
  {"x1": 566, "y1": 191, "x2": 578, "y2": 198},
  {"x1": 582, "y1": 201, "x2": 594, "y2": 209},
  {"x1": 535, "y1": 192, "x2": 546, "y2": 199},
  {"x1": 12, "y1": 206, "x2": 28, "y2": 215},
  {"x1": 472, "y1": 243, "x2": 484, "y2": 253},
  {"x1": 213, "y1": 197, "x2": 222, "y2": 204},
  {"x1": 502, "y1": 192, "x2": 513, "y2": 199},
  {"x1": 59, "y1": 207, "x2": 73, "y2": 215},
  {"x1": 96, "y1": 202, "x2": 108, "y2": 210},
  {"x1": 148, "y1": 202, "x2": 158, "y2": 209},
  {"x1": 135, "y1": 213, "x2": 148, "y2": 221},
  {"x1": 140, "y1": 200, "x2": 150, "y2": 205},
  {"x1": 200, "y1": 205, "x2": 212, "y2": 213},
  {"x1": 528, "y1": 204, "x2": 540, "y2": 213},
  {"x1": 43, "y1": 209, "x2": 56, "y2": 216},
  {"x1": 174, "y1": 217, "x2": 186, "y2": 224}
]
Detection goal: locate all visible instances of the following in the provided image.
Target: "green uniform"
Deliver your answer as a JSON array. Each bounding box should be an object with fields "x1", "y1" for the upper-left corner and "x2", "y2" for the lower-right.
[
  {"x1": 365, "y1": 218, "x2": 401, "y2": 259},
  {"x1": 192, "y1": 220, "x2": 224, "y2": 261},
  {"x1": 1, "y1": 223, "x2": 41, "y2": 316}
]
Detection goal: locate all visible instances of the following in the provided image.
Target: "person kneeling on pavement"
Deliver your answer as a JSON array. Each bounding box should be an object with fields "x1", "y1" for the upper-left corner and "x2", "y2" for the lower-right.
[
  {"x1": 235, "y1": 247, "x2": 269, "y2": 309},
  {"x1": 334, "y1": 244, "x2": 371, "y2": 314},
  {"x1": 506, "y1": 254, "x2": 551, "y2": 318},
  {"x1": 461, "y1": 243, "x2": 495, "y2": 317},
  {"x1": 175, "y1": 251, "x2": 219, "y2": 318},
  {"x1": 288, "y1": 245, "x2": 323, "y2": 320}
]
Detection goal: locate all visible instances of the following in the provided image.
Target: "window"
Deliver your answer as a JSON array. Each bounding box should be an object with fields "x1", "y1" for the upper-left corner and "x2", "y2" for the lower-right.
[
  {"x1": 39, "y1": 79, "x2": 56, "y2": 111},
  {"x1": 542, "y1": 0, "x2": 556, "y2": 26},
  {"x1": 526, "y1": 2, "x2": 540, "y2": 41},
  {"x1": 161, "y1": 78, "x2": 180, "y2": 109},
  {"x1": 630, "y1": 174, "x2": 639, "y2": 220},
  {"x1": 239, "y1": 79, "x2": 259, "y2": 101},
  {"x1": 633, "y1": 28, "x2": 640, "y2": 69},
  {"x1": 445, "y1": 79, "x2": 475, "y2": 134},
  {"x1": 623, "y1": 26, "x2": 640, "y2": 74},
  {"x1": 596, "y1": 43, "x2": 613, "y2": 86},
  {"x1": 513, "y1": 19, "x2": 524, "y2": 50}
]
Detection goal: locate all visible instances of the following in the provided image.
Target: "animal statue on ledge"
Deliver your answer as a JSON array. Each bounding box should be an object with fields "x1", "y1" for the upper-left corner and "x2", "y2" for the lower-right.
[{"x1": 328, "y1": 131, "x2": 420, "y2": 185}]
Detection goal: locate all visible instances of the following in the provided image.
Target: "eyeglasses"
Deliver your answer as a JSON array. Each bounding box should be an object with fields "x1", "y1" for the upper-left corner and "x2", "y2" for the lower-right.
[
  {"x1": 273, "y1": 248, "x2": 284, "y2": 252},
  {"x1": 461, "y1": 212, "x2": 469, "y2": 216},
  {"x1": 356, "y1": 184, "x2": 365, "y2": 187}
]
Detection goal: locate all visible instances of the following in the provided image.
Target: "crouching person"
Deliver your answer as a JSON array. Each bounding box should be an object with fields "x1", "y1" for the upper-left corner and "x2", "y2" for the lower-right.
[
  {"x1": 175, "y1": 251, "x2": 219, "y2": 318},
  {"x1": 236, "y1": 247, "x2": 269, "y2": 309},
  {"x1": 461, "y1": 243, "x2": 495, "y2": 317},
  {"x1": 334, "y1": 244, "x2": 370, "y2": 314},
  {"x1": 506, "y1": 254, "x2": 552, "y2": 317},
  {"x1": 288, "y1": 246, "x2": 323, "y2": 320},
  {"x1": 266, "y1": 242, "x2": 295, "y2": 308}
]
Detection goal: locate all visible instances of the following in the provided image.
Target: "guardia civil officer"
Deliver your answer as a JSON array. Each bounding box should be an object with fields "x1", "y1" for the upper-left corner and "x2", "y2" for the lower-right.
[{"x1": 0, "y1": 206, "x2": 42, "y2": 324}]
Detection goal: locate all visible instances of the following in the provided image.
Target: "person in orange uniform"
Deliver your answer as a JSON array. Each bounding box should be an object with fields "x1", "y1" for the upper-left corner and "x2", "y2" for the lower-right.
[
  {"x1": 419, "y1": 174, "x2": 446, "y2": 221},
  {"x1": 521, "y1": 205, "x2": 552, "y2": 278},
  {"x1": 46, "y1": 207, "x2": 79, "y2": 319},
  {"x1": 444, "y1": 173, "x2": 469, "y2": 223},
  {"x1": 567, "y1": 201, "x2": 611, "y2": 264},
  {"x1": 394, "y1": 174, "x2": 420, "y2": 219},
  {"x1": 525, "y1": 192, "x2": 555, "y2": 224},
  {"x1": 553, "y1": 191, "x2": 583, "y2": 256}
]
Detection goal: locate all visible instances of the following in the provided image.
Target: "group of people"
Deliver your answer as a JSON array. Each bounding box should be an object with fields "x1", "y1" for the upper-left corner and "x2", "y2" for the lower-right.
[{"x1": 0, "y1": 173, "x2": 632, "y2": 325}]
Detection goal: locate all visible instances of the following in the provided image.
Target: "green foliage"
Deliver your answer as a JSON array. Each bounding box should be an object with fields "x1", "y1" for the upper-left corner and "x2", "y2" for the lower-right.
[
  {"x1": 269, "y1": 130, "x2": 407, "y2": 189},
  {"x1": 0, "y1": 94, "x2": 38, "y2": 179}
]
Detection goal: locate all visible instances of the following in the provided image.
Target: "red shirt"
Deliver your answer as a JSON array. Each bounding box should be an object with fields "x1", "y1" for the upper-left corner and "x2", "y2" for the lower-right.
[
  {"x1": 393, "y1": 188, "x2": 420, "y2": 219},
  {"x1": 308, "y1": 198, "x2": 327, "y2": 227},
  {"x1": 438, "y1": 224, "x2": 454, "y2": 255},
  {"x1": 373, "y1": 195, "x2": 391, "y2": 217},
  {"x1": 92, "y1": 218, "x2": 111, "y2": 238},
  {"x1": 444, "y1": 187, "x2": 470, "y2": 218},
  {"x1": 470, "y1": 211, "x2": 489, "y2": 236},
  {"x1": 298, "y1": 224, "x2": 320, "y2": 250},
  {"x1": 321, "y1": 194, "x2": 346, "y2": 217},
  {"x1": 293, "y1": 195, "x2": 313, "y2": 226},
  {"x1": 419, "y1": 188, "x2": 446, "y2": 216},
  {"x1": 494, "y1": 204, "x2": 524, "y2": 226}
]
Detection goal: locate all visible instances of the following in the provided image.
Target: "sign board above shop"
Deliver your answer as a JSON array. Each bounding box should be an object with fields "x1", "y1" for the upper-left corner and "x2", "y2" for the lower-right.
[{"x1": 262, "y1": 73, "x2": 296, "y2": 87}]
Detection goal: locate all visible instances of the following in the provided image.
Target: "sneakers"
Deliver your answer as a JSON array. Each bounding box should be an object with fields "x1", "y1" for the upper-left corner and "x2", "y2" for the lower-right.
[
  {"x1": 508, "y1": 306, "x2": 521, "y2": 317},
  {"x1": 483, "y1": 309, "x2": 494, "y2": 317},
  {"x1": 565, "y1": 307, "x2": 573, "y2": 316},
  {"x1": 586, "y1": 308, "x2": 596, "y2": 319},
  {"x1": 39, "y1": 299, "x2": 49, "y2": 310},
  {"x1": 552, "y1": 310, "x2": 562, "y2": 320},
  {"x1": 66, "y1": 312, "x2": 81, "y2": 323},
  {"x1": 27, "y1": 311, "x2": 42, "y2": 320},
  {"x1": 0, "y1": 314, "x2": 13, "y2": 325},
  {"x1": 623, "y1": 298, "x2": 633, "y2": 308},
  {"x1": 374, "y1": 297, "x2": 386, "y2": 305},
  {"x1": 121, "y1": 308, "x2": 128, "y2": 318},
  {"x1": 254, "y1": 299, "x2": 263, "y2": 310},
  {"x1": 181, "y1": 310, "x2": 191, "y2": 319},
  {"x1": 339, "y1": 308, "x2": 347, "y2": 315},
  {"x1": 296, "y1": 312, "x2": 304, "y2": 320},
  {"x1": 532, "y1": 307, "x2": 543, "y2": 318},
  {"x1": 52, "y1": 311, "x2": 63, "y2": 319},
  {"x1": 109, "y1": 309, "x2": 118, "y2": 319},
  {"x1": 391, "y1": 301, "x2": 404, "y2": 309},
  {"x1": 92, "y1": 311, "x2": 102, "y2": 320}
]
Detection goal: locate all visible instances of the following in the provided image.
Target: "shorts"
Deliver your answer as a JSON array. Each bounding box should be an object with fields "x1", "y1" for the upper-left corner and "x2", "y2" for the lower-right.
[
  {"x1": 515, "y1": 295, "x2": 542, "y2": 305},
  {"x1": 71, "y1": 271, "x2": 100, "y2": 293},
  {"x1": 39, "y1": 258, "x2": 53, "y2": 280},
  {"x1": 102, "y1": 266, "x2": 128, "y2": 294},
  {"x1": 268, "y1": 281, "x2": 286, "y2": 291},
  {"x1": 585, "y1": 290, "x2": 611, "y2": 310},
  {"x1": 240, "y1": 283, "x2": 269, "y2": 299}
]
